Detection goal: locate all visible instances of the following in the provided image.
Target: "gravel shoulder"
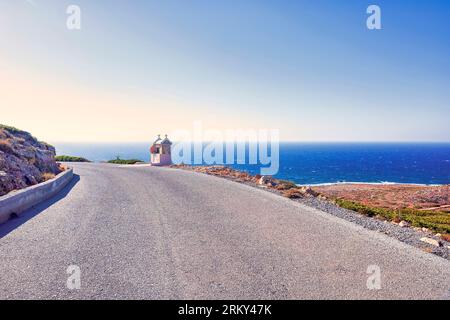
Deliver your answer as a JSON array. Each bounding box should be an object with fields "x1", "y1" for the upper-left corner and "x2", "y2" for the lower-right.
[{"x1": 298, "y1": 197, "x2": 449, "y2": 260}]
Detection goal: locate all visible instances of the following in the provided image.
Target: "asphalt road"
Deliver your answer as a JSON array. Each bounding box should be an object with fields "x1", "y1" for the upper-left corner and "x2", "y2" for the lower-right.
[{"x1": 0, "y1": 163, "x2": 449, "y2": 299}]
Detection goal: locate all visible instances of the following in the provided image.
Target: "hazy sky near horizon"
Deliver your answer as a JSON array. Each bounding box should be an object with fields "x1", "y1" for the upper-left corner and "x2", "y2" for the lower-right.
[{"x1": 0, "y1": 0, "x2": 449, "y2": 143}]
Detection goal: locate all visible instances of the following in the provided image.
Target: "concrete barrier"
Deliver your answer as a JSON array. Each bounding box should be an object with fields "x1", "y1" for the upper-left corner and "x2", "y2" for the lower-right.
[{"x1": 0, "y1": 168, "x2": 74, "y2": 224}]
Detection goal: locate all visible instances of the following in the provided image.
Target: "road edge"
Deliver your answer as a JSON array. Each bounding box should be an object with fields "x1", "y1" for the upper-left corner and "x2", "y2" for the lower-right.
[{"x1": 0, "y1": 168, "x2": 74, "y2": 224}]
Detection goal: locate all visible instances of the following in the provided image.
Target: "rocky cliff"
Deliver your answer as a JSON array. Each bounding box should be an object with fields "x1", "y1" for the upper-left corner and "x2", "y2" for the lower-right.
[{"x1": 0, "y1": 125, "x2": 62, "y2": 196}]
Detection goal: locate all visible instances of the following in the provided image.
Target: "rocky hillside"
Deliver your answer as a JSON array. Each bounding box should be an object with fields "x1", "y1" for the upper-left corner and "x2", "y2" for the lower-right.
[{"x1": 0, "y1": 125, "x2": 62, "y2": 196}]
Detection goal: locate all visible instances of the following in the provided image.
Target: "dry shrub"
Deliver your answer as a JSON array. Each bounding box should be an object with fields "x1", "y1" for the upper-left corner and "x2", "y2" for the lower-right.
[
  {"x1": 276, "y1": 182, "x2": 297, "y2": 191},
  {"x1": 282, "y1": 188, "x2": 304, "y2": 199},
  {"x1": 0, "y1": 140, "x2": 13, "y2": 153},
  {"x1": 41, "y1": 172, "x2": 56, "y2": 181},
  {"x1": 392, "y1": 216, "x2": 402, "y2": 223}
]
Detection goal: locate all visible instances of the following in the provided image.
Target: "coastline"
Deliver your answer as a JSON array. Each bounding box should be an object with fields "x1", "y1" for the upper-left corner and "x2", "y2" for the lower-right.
[
  {"x1": 53, "y1": 141, "x2": 450, "y2": 186},
  {"x1": 170, "y1": 165, "x2": 449, "y2": 212},
  {"x1": 297, "y1": 181, "x2": 445, "y2": 187}
]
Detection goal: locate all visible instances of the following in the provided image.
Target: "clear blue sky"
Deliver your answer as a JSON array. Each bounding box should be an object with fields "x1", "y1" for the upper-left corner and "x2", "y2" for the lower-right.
[{"x1": 0, "y1": 0, "x2": 449, "y2": 142}]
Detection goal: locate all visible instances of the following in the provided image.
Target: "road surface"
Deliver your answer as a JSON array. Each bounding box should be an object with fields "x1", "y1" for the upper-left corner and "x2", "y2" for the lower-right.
[{"x1": 0, "y1": 163, "x2": 449, "y2": 299}]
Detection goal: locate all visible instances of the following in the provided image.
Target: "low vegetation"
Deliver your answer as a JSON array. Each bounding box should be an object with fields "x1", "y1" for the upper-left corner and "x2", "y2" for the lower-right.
[
  {"x1": 275, "y1": 180, "x2": 298, "y2": 191},
  {"x1": 41, "y1": 172, "x2": 56, "y2": 181},
  {"x1": 282, "y1": 188, "x2": 304, "y2": 199},
  {"x1": 55, "y1": 155, "x2": 90, "y2": 162},
  {"x1": 0, "y1": 140, "x2": 13, "y2": 153},
  {"x1": 335, "y1": 198, "x2": 450, "y2": 234},
  {"x1": 107, "y1": 157, "x2": 143, "y2": 165},
  {"x1": 0, "y1": 124, "x2": 45, "y2": 145},
  {"x1": 0, "y1": 124, "x2": 25, "y2": 134}
]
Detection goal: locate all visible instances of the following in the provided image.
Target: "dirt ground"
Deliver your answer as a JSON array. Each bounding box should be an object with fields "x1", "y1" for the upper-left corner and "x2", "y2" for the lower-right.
[{"x1": 312, "y1": 184, "x2": 450, "y2": 212}]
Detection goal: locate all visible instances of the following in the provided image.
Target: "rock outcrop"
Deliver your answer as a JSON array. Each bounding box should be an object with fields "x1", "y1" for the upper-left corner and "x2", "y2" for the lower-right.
[
  {"x1": 0, "y1": 125, "x2": 62, "y2": 196},
  {"x1": 420, "y1": 237, "x2": 443, "y2": 247}
]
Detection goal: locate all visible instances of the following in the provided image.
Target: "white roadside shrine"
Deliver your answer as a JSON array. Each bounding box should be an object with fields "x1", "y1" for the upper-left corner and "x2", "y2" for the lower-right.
[{"x1": 150, "y1": 134, "x2": 172, "y2": 166}]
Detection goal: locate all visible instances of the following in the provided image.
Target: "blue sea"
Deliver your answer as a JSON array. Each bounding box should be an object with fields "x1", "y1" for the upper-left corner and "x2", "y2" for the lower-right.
[{"x1": 54, "y1": 143, "x2": 450, "y2": 185}]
